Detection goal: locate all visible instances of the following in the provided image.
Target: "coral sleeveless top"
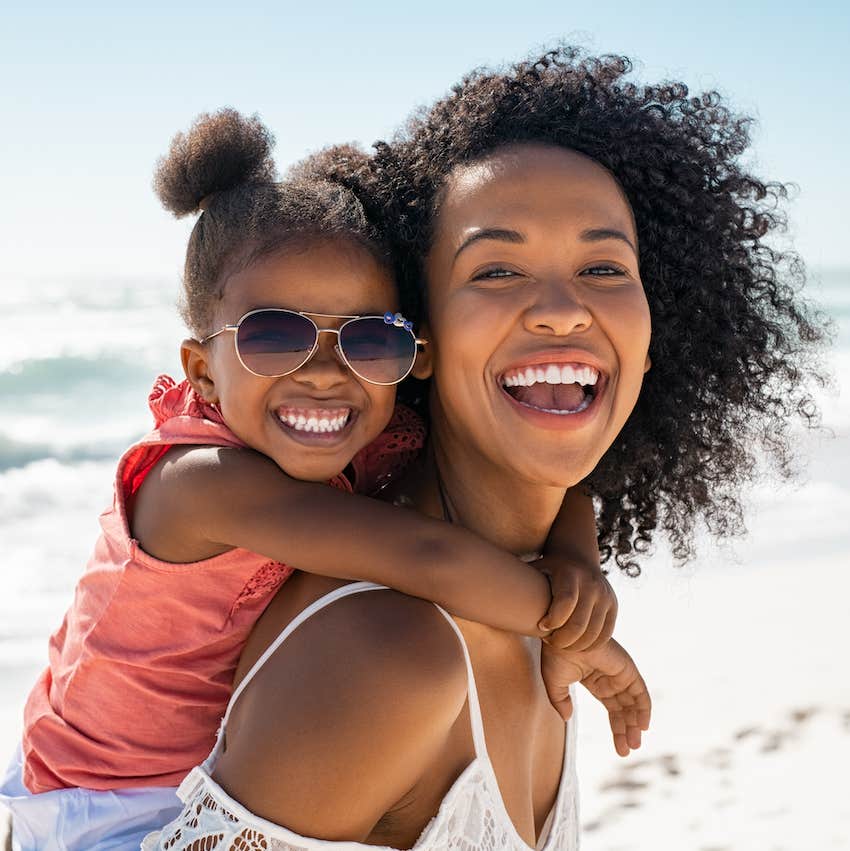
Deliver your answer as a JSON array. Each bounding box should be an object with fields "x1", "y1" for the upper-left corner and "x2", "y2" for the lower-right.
[
  {"x1": 22, "y1": 376, "x2": 424, "y2": 794},
  {"x1": 143, "y1": 582, "x2": 579, "y2": 851}
]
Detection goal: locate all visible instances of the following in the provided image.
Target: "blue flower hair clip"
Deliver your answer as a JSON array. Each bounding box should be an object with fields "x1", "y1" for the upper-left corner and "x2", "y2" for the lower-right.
[{"x1": 384, "y1": 311, "x2": 414, "y2": 332}]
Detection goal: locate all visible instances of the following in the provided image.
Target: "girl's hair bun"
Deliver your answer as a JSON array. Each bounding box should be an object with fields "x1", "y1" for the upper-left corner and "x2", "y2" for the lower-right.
[{"x1": 153, "y1": 108, "x2": 277, "y2": 217}]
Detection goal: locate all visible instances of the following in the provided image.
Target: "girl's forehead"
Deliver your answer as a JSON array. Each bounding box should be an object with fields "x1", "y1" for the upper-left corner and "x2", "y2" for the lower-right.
[{"x1": 217, "y1": 240, "x2": 397, "y2": 319}]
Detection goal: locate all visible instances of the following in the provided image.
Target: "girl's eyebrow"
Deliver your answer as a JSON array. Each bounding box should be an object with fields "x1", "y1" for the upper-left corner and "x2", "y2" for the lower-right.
[{"x1": 454, "y1": 227, "x2": 525, "y2": 260}]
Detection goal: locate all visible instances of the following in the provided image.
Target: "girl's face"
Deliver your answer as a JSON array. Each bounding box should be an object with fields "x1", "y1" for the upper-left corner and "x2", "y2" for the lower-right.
[
  {"x1": 421, "y1": 144, "x2": 651, "y2": 489},
  {"x1": 185, "y1": 239, "x2": 398, "y2": 481}
]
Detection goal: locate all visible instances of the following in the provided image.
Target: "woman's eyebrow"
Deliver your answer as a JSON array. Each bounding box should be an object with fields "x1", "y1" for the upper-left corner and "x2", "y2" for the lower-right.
[
  {"x1": 580, "y1": 227, "x2": 637, "y2": 254},
  {"x1": 454, "y1": 227, "x2": 525, "y2": 260}
]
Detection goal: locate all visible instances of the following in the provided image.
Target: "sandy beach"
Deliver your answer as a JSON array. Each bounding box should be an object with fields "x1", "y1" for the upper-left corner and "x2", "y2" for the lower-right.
[{"x1": 577, "y1": 547, "x2": 850, "y2": 849}]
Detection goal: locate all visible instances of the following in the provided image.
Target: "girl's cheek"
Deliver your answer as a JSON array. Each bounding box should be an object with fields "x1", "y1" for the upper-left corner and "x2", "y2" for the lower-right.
[{"x1": 369, "y1": 386, "x2": 399, "y2": 432}]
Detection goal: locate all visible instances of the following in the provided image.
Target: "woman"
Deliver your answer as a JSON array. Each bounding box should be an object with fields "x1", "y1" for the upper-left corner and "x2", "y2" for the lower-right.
[{"x1": 146, "y1": 48, "x2": 824, "y2": 849}]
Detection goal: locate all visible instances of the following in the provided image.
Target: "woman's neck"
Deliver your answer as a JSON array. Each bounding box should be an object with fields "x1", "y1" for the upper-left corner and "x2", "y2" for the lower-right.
[{"x1": 418, "y1": 422, "x2": 568, "y2": 557}]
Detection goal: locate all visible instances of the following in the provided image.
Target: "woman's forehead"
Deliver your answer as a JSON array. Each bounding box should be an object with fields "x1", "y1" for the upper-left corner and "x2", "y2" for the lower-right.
[{"x1": 438, "y1": 143, "x2": 635, "y2": 237}]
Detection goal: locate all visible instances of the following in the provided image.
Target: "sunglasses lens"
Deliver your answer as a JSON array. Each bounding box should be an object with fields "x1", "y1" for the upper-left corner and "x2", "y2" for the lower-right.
[
  {"x1": 236, "y1": 311, "x2": 316, "y2": 376},
  {"x1": 339, "y1": 317, "x2": 416, "y2": 384}
]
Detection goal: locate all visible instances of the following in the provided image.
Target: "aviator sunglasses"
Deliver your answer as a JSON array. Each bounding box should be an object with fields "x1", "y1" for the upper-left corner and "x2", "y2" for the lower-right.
[{"x1": 200, "y1": 309, "x2": 426, "y2": 386}]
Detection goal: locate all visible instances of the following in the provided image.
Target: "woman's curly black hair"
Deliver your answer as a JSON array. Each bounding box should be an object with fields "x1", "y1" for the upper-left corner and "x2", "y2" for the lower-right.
[{"x1": 337, "y1": 46, "x2": 829, "y2": 574}]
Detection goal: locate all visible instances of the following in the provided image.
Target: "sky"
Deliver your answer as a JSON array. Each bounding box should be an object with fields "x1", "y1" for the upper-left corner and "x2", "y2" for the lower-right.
[{"x1": 1, "y1": 0, "x2": 848, "y2": 286}]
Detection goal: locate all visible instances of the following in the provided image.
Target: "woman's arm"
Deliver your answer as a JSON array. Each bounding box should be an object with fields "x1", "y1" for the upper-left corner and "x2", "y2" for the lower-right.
[
  {"x1": 133, "y1": 445, "x2": 551, "y2": 637},
  {"x1": 214, "y1": 589, "x2": 468, "y2": 839}
]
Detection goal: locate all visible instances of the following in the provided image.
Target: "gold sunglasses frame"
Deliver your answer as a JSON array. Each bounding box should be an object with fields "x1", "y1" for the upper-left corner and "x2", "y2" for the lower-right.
[{"x1": 200, "y1": 309, "x2": 427, "y2": 386}]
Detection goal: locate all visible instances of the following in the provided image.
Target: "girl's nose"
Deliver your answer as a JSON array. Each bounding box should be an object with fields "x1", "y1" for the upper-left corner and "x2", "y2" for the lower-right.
[
  {"x1": 290, "y1": 332, "x2": 349, "y2": 389},
  {"x1": 522, "y1": 278, "x2": 593, "y2": 337}
]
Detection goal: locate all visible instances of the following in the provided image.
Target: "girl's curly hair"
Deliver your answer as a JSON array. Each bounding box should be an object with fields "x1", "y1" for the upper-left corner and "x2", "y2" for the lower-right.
[
  {"x1": 153, "y1": 108, "x2": 389, "y2": 336},
  {"x1": 336, "y1": 46, "x2": 829, "y2": 574}
]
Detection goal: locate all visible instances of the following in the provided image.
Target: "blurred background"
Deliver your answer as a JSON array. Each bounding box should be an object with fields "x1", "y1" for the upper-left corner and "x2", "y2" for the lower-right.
[{"x1": 1, "y1": 2, "x2": 848, "y2": 848}]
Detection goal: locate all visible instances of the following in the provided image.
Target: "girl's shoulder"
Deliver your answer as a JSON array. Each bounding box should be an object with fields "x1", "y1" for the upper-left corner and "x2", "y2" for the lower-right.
[{"x1": 129, "y1": 444, "x2": 271, "y2": 562}]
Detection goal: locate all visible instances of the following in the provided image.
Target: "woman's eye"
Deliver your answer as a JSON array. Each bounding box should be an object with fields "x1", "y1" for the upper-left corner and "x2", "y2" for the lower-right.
[
  {"x1": 472, "y1": 267, "x2": 518, "y2": 281},
  {"x1": 581, "y1": 265, "x2": 627, "y2": 277}
]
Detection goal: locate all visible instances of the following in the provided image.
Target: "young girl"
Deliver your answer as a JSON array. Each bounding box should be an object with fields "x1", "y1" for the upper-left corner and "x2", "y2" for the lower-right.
[{"x1": 0, "y1": 109, "x2": 633, "y2": 850}]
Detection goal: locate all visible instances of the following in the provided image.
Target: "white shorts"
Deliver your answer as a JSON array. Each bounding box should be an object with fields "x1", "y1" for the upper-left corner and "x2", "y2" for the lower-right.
[{"x1": 0, "y1": 744, "x2": 182, "y2": 851}]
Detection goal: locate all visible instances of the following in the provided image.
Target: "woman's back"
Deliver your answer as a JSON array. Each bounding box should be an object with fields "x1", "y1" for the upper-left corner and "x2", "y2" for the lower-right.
[{"x1": 145, "y1": 574, "x2": 577, "y2": 851}]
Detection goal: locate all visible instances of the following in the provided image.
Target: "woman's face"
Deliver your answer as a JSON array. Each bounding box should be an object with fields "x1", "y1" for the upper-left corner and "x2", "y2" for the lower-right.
[{"x1": 422, "y1": 143, "x2": 651, "y2": 488}]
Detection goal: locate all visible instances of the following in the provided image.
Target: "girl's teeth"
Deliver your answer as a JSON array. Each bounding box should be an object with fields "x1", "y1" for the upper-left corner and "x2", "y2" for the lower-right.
[{"x1": 278, "y1": 409, "x2": 351, "y2": 433}]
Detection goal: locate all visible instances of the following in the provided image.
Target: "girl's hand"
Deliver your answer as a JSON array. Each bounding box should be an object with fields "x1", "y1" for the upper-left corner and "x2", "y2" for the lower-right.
[
  {"x1": 537, "y1": 557, "x2": 618, "y2": 651},
  {"x1": 540, "y1": 639, "x2": 651, "y2": 757}
]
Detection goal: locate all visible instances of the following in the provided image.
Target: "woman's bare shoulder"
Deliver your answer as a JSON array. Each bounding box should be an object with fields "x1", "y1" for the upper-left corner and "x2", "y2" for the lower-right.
[{"x1": 214, "y1": 588, "x2": 469, "y2": 840}]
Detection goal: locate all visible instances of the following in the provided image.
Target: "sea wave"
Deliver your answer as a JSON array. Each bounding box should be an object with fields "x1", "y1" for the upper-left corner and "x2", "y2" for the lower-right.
[
  {"x1": 0, "y1": 354, "x2": 158, "y2": 396},
  {"x1": 0, "y1": 432, "x2": 125, "y2": 472},
  {"x1": 0, "y1": 277, "x2": 179, "y2": 313}
]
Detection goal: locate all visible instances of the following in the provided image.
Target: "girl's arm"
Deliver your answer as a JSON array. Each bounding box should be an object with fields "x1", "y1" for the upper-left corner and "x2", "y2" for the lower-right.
[
  {"x1": 133, "y1": 445, "x2": 552, "y2": 638},
  {"x1": 536, "y1": 485, "x2": 619, "y2": 651}
]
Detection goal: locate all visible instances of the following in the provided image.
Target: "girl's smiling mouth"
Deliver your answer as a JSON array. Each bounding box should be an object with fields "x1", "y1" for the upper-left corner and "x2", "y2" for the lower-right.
[{"x1": 273, "y1": 405, "x2": 358, "y2": 445}]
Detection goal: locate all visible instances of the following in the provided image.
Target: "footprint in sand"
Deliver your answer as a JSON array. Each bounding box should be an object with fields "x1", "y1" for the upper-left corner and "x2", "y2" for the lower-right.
[{"x1": 703, "y1": 747, "x2": 732, "y2": 770}]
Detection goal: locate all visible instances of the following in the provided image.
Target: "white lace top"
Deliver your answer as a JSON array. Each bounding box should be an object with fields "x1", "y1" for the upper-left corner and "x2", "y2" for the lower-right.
[{"x1": 142, "y1": 582, "x2": 579, "y2": 851}]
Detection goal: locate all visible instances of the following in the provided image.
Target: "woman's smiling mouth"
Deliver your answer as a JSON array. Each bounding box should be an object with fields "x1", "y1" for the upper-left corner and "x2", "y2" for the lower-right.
[
  {"x1": 496, "y1": 356, "x2": 608, "y2": 428},
  {"x1": 500, "y1": 361, "x2": 602, "y2": 414}
]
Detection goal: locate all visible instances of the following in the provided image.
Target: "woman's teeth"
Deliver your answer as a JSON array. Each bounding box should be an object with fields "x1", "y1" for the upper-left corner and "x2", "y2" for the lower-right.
[
  {"x1": 277, "y1": 407, "x2": 351, "y2": 433},
  {"x1": 502, "y1": 363, "x2": 599, "y2": 388}
]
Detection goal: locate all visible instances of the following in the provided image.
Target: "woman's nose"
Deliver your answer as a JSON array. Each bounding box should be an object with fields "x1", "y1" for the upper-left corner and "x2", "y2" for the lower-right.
[
  {"x1": 522, "y1": 278, "x2": 593, "y2": 337},
  {"x1": 290, "y1": 332, "x2": 349, "y2": 389}
]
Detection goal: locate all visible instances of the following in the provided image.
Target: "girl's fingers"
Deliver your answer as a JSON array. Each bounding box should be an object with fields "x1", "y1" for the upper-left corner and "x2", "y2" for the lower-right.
[
  {"x1": 610, "y1": 714, "x2": 643, "y2": 755},
  {"x1": 546, "y1": 600, "x2": 593, "y2": 648},
  {"x1": 635, "y1": 695, "x2": 652, "y2": 730},
  {"x1": 570, "y1": 605, "x2": 608, "y2": 652},
  {"x1": 551, "y1": 692, "x2": 573, "y2": 722},
  {"x1": 542, "y1": 676, "x2": 575, "y2": 722},
  {"x1": 595, "y1": 607, "x2": 618, "y2": 647},
  {"x1": 539, "y1": 582, "x2": 579, "y2": 632},
  {"x1": 609, "y1": 716, "x2": 630, "y2": 757}
]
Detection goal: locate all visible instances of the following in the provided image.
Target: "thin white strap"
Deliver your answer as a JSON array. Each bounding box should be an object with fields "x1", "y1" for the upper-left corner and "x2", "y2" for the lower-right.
[
  {"x1": 210, "y1": 580, "x2": 489, "y2": 766},
  {"x1": 204, "y1": 582, "x2": 387, "y2": 769},
  {"x1": 428, "y1": 603, "x2": 489, "y2": 760},
  {"x1": 222, "y1": 581, "x2": 384, "y2": 730}
]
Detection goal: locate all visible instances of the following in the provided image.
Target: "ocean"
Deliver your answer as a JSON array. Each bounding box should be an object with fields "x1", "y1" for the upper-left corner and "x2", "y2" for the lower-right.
[{"x1": 1, "y1": 269, "x2": 848, "y2": 848}]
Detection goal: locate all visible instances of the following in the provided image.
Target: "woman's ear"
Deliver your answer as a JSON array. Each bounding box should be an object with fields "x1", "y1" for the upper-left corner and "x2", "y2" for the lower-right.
[
  {"x1": 411, "y1": 323, "x2": 433, "y2": 380},
  {"x1": 181, "y1": 339, "x2": 219, "y2": 403}
]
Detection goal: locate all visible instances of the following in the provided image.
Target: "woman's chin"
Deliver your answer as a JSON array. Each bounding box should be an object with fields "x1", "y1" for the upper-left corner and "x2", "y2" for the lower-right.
[{"x1": 485, "y1": 444, "x2": 598, "y2": 490}]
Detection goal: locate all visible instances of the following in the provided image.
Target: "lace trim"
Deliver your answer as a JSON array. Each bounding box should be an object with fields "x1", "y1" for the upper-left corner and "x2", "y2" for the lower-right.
[
  {"x1": 229, "y1": 561, "x2": 295, "y2": 619},
  {"x1": 351, "y1": 403, "x2": 426, "y2": 495},
  {"x1": 144, "y1": 762, "x2": 577, "y2": 851}
]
